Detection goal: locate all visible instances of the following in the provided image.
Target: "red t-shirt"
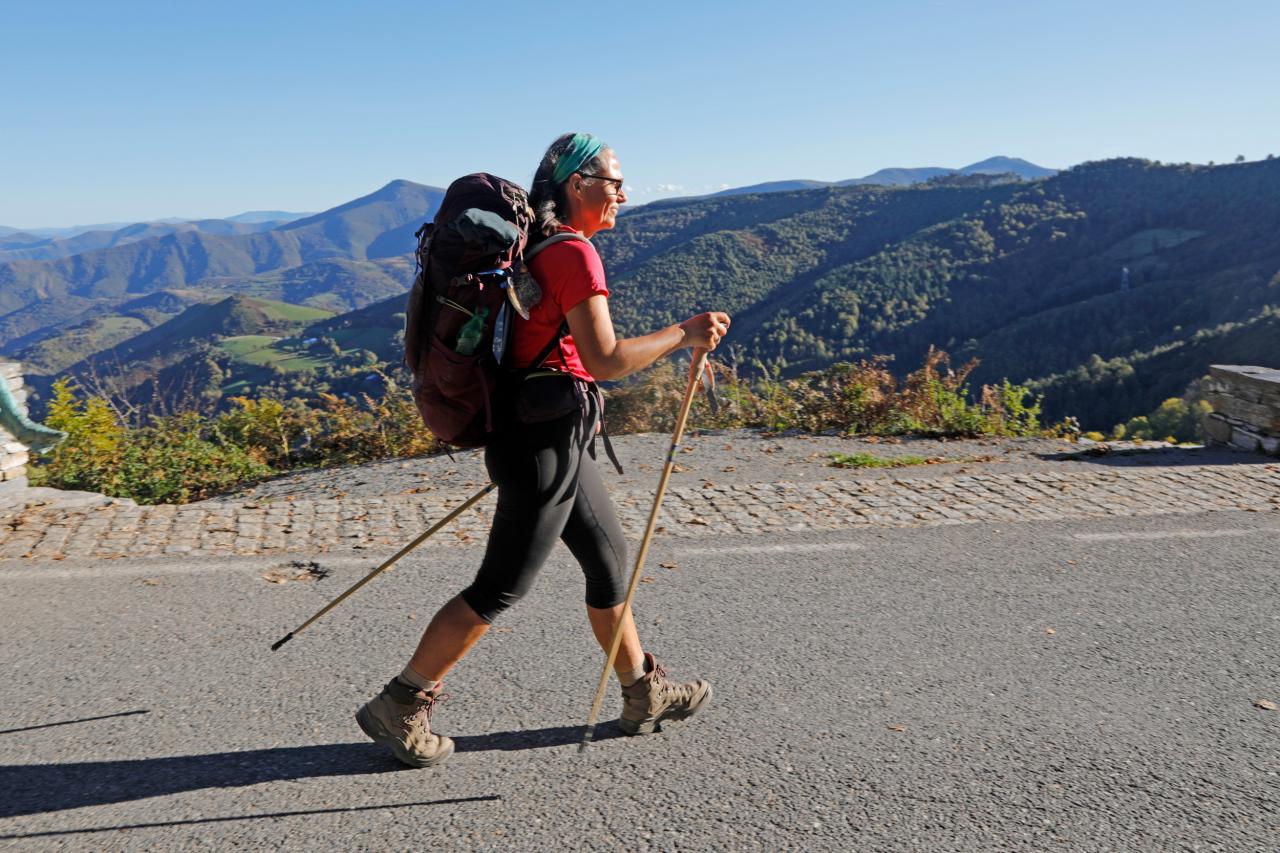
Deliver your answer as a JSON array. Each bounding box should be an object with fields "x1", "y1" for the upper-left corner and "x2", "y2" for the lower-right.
[{"x1": 513, "y1": 230, "x2": 609, "y2": 381}]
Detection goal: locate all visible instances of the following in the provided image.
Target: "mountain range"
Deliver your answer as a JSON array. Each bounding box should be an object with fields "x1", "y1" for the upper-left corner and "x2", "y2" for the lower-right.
[
  {"x1": 693, "y1": 157, "x2": 1055, "y2": 201},
  {"x1": 0, "y1": 210, "x2": 313, "y2": 241},
  {"x1": 4, "y1": 155, "x2": 1277, "y2": 432}
]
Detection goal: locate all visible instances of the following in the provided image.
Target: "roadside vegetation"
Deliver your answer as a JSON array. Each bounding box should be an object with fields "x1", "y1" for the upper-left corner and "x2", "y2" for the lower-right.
[
  {"x1": 29, "y1": 348, "x2": 1050, "y2": 505},
  {"x1": 1109, "y1": 395, "x2": 1212, "y2": 444},
  {"x1": 827, "y1": 452, "x2": 936, "y2": 469}
]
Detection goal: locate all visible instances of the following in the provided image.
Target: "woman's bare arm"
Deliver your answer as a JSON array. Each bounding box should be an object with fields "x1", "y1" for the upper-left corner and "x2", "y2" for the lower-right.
[{"x1": 566, "y1": 294, "x2": 729, "y2": 381}]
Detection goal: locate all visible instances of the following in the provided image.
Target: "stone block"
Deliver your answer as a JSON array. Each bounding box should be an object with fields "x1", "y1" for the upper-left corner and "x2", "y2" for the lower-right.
[
  {"x1": 0, "y1": 362, "x2": 21, "y2": 380},
  {"x1": 1202, "y1": 413, "x2": 1233, "y2": 445},
  {"x1": 1209, "y1": 364, "x2": 1280, "y2": 399},
  {"x1": 2, "y1": 442, "x2": 23, "y2": 454},
  {"x1": 1205, "y1": 393, "x2": 1280, "y2": 433},
  {"x1": 1, "y1": 466, "x2": 26, "y2": 481},
  {"x1": 1, "y1": 451, "x2": 28, "y2": 470},
  {"x1": 1229, "y1": 427, "x2": 1261, "y2": 452},
  {"x1": 1261, "y1": 435, "x2": 1280, "y2": 456}
]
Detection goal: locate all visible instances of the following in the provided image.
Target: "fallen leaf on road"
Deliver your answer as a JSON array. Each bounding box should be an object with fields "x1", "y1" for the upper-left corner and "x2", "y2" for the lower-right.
[
  {"x1": 640, "y1": 576, "x2": 655, "y2": 583},
  {"x1": 660, "y1": 562, "x2": 678, "y2": 570},
  {"x1": 262, "y1": 561, "x2": 327, "y2": 584},
  {"x1": 703, "y1": 481, "x2": 717, "y2": 488},
  {"x1": 722, "y1": 466, "x2": 736, "y2": 472},
  {"x1": 686, "y1": 517, "x2": 708, "y2": 525},
  {"x1": 1254, "y1": 699, "x2": 1277, "y2": 711},
  {"x1": 1066, "y1": 560, "x2": 1077, "y2": 565},
  {"x1": 887, "y1": 724, "x2": 907, "y2": 732},
  {"x1": 1045, "y1": 627, "x2": 1056, "y2": 635},
  {"x1": 140, "y1": 578, "x2": 161, "y2": 586},
  {"x1": 672, "y1": 464, "x2": 689, "y2": 473}
]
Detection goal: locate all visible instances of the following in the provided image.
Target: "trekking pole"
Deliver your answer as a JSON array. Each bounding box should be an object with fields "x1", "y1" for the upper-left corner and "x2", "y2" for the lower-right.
[
  {"x1": 579, "y1": 348, "x2": 711, "y2": 751},
  {"x1": 270, "y1": 482, "x2": 496, "y2": 651}
]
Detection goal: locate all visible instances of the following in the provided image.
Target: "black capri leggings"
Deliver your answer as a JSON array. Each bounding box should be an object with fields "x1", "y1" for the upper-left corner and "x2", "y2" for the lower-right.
[{"x1": 460, "y1": 392, "x2": 628, "y2": 622}]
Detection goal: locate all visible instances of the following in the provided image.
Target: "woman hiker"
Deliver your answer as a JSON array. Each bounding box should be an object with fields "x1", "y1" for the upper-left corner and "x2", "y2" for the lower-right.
[{"x1": 356, "y1": 132, "x2": 732, "y2": 767}]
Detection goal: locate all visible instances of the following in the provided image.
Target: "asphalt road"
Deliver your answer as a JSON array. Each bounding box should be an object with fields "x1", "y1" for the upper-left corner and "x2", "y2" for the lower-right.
[{"x1": 1, "y1": 509, "x2": 1277, "y2": 850}]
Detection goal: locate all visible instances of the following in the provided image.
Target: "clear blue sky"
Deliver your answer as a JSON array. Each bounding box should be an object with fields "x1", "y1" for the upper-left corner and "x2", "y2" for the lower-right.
[{"x1": 3, "y1": 0, "x2": 1277, "y2": 227}]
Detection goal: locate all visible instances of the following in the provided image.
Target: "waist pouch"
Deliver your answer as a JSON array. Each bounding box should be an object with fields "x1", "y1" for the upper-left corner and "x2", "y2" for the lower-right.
[{"x1": 513, "y1": 370, "x2": 585, "y2": 425}]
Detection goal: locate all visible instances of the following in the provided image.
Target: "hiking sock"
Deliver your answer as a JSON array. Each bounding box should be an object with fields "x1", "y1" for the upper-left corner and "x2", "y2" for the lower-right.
[
  {"x1": 617, "y1": 662, "x2": 647, "y2": 687},
  {"x1": 398, "y1": 665, "x2": 439, "y2": 693}
]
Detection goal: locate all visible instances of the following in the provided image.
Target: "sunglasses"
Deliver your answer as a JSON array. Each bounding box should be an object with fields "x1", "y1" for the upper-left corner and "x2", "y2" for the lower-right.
[{"x1": 576, "y1": 172, "x2": 625, "y2": 193}]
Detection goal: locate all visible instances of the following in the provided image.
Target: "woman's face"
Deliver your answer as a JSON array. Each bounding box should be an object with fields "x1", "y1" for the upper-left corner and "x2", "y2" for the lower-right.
[{"x1": 568, "y1": 150, "x2": 627, "y2": 237}]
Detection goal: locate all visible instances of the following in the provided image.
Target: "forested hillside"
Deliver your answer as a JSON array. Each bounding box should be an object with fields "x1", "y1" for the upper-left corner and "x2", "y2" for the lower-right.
[
  {"x1": 0, "y1": 180, "x2": 441, "y2": 348},
  {"x1": 594, "y1": 158, "x2": 1280, "y2": 427},
  {"x1": 10, "y1": 158, "x2": 1278, "y2": 431}
]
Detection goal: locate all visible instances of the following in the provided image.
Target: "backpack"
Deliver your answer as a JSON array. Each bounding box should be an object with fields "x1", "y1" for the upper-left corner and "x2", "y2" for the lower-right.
[{"x1": 403, "y1": 172, "x2": 584, "y2": 447}]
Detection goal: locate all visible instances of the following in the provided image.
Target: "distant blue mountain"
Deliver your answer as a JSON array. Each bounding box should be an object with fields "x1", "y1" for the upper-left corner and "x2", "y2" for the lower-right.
[
  {"x1": 0, "y1": 210, "x2": 310, "y2": 243},
  {"x1": 225, "y1": 210, "x2": 313, "y2": 225},
  {"x1": 0, "y1": 218, "x2": 301, "y2": 263},
  {"x1": 956, "y1": 156, "x2": 1056, "y2": 179},
  {"x1": 704, "y1": 156, "x2": 1057, "y2": 200},
  {"x1": 710, "y1": 179, "x2": 835, "y2": 198}
]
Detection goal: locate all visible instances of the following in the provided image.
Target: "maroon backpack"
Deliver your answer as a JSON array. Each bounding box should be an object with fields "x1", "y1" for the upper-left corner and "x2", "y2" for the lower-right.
[{"x1": 403, "y1": 173, "x2": 582, "y2": 447}]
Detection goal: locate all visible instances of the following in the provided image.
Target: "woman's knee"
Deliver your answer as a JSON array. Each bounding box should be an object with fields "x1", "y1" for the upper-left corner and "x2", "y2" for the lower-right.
[{"x1": 459, "y1": 582, "x2": 529, "y2": 624}]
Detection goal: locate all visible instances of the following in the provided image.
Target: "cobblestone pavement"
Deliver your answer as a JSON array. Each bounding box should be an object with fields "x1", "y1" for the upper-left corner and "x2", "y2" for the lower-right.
[{"x1": 3, "y1": 460, "x2": 1278, "y2": 562}]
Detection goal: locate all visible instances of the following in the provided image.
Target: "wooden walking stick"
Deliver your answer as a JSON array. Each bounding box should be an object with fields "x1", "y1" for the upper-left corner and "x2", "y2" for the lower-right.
[
  {"x1": 579, "y1": 349, "x2": 712, "y2": 750},
  {"x1": 270, "y1": 482, "x2": 496, "y2": 651}
]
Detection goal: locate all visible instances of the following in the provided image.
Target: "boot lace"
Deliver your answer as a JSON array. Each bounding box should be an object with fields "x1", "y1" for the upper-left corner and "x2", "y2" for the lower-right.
[
  {"x1": 652, "y1": 663, "x2": 696, "y2": 704},
  {"x1": 406, "y1": 691, "x2": 448, "y2": 727}
]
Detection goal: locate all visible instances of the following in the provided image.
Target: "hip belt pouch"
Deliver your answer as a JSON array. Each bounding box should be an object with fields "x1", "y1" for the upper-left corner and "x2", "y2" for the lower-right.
[{"x1": 514, "y1": 371, "x2": 584, "y2": 424}]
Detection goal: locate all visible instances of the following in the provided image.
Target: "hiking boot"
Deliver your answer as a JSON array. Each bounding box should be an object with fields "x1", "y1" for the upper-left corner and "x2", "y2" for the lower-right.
[
  {"x1": 619, "y1": 652, "x2": 713, "y2": 736},
  {"x1": 356, "y1": 678, "x2": 455, "y2": 768}
]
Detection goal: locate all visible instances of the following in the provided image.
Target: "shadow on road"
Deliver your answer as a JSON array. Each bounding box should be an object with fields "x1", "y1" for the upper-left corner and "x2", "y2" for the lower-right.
[
  {"x1": 1036, "y1": 446, "x2": 1274, "y2": 468},
  {"x1": 0, "y1": 709, "x2": 150, "y2": 736},
  {"x1": 0, "y1": 796, "x2": 501, "y2": 841},
  {"x1": 453, "y1": 721, "x2": 623, "y2": 752},
  {"x1": 0, "y1": 743, "x2": 396, "y2": 818},
  {"x1": 1, "y1": 722, "x2": 620, "y2": 818}
]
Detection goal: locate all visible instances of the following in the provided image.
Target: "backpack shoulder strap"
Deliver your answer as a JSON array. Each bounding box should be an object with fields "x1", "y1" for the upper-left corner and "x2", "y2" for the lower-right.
[
  {"x1": 519, "y1": 232, "x2": 590, "y2": 370},
  {"x1": 523, "y1": 231, "x2": 588, "y2": 263}
]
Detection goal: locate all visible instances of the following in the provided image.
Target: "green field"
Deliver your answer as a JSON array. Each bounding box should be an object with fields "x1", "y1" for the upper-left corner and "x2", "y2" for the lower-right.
[
  {"x1": 216, "y1": 335, "x2": 331, "y2": 371},
  {"x1": 255, "y1": 300, "x2": 334, "y2": 323},
  {"x1": 329, "y1": 325, "x2": 396, "y2": 353}
]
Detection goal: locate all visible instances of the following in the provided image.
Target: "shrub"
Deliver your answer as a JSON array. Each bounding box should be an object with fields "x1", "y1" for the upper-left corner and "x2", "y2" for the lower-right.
[
  {"x1": 30, "y1": 378, "x2": 126, "y2": 493},
  {"x1": 1111, "y1": 397, "x2": 1210, "y2": 443},
  {"x1": 32, "y1": 381, "x2": 270, "y2": 503},
  {"x1": 606, "y1": 347, "x2": 1042, "y2": 439},
  {"x1": 112, "y1": 413, "x2": 272, "y2": 504}
]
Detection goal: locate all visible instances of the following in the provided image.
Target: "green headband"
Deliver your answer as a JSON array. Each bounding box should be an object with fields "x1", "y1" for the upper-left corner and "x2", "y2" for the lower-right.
[{"x1": 551, "y1": 133, "x2": 607, "y2": 184}]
